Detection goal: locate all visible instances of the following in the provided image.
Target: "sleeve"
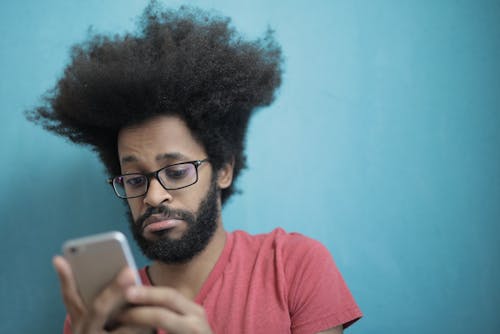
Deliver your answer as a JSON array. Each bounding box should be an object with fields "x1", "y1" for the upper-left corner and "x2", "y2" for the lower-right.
[{"x1": 282, "y1": 234, "x2": 362, "y2": 334}]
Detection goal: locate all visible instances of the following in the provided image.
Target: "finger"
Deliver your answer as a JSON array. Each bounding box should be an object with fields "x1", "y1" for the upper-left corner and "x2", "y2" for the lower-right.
[
  {"x1": 118, "y1": 306, "x2": 209, "y2": 334},
  {"x1": 125, "y1": 286, "x2": 203, "y2": 316},
  {"x1": 109, "y1": 324, "x2": 155, "y2": 334},
  {"x1": 88, "y1": 267, "x2": 138, "y2": 331},
  {"x1": 52, "y1": 255, "x2": 86, "y2": 318}
]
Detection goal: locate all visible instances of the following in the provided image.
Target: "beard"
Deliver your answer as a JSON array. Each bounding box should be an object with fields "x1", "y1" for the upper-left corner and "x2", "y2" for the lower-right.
[{"x1": 127, "y1": 179, "x2": 220, "y2": 264}]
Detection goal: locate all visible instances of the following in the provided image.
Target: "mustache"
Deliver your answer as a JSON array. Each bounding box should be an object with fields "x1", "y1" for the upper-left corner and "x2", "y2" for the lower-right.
[
  {"x1": 136, "y1": 205, "x2": 195, "y2": 229},
  {"x1": 141, "y1": 205, "x2": 172, "y2": 221}
]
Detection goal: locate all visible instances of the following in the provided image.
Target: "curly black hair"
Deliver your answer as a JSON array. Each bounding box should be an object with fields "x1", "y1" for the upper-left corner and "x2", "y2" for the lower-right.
[{"x1": 26, "y1": 2, "x2": 283, "y2": 205}]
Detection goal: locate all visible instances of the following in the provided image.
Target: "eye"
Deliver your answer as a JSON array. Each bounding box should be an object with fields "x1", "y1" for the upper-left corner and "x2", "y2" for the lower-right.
[
  {"x1": 124, "y1": 175, "x2": 146, "y2": 188},
  {"x1": 164, "y1": 166, "x2": 190, "y2": 180}
]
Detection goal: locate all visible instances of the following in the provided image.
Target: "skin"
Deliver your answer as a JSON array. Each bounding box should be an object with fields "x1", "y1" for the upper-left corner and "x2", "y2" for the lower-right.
[{"x1": 53, "y1": 115, "x2": 343, "y2": 334}]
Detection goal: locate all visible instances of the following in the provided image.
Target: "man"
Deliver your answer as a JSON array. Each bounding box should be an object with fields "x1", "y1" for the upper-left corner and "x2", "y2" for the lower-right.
[{"x1": 28, "y1": 3, "x2": 362, "y2": 333}]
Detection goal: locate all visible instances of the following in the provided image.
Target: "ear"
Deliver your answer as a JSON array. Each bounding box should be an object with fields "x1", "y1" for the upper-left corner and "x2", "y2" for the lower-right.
[{"x1": 217, "y1": 159, "x2": 234, "y2": 190}]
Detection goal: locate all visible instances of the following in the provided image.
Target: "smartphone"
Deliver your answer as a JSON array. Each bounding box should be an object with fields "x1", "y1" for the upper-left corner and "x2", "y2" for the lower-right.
[{"x1": 62, "y1": 231, "x2": 141, "y2": 308}]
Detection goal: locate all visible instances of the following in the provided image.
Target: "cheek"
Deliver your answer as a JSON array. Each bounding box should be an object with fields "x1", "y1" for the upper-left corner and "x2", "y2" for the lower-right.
[{"x1": 127, "y1": 198, "x2": 142, "y2": 220}]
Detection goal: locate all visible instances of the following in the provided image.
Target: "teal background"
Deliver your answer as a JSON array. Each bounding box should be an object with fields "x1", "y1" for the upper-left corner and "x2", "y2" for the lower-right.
[{"x1": 1, "y1": 1, "x2": 499, "y2": 333}]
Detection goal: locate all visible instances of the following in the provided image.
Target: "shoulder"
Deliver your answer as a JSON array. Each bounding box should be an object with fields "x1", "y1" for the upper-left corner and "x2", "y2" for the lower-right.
[
  {"x1": 230, "y1": 228, "x2": 334, "y2": 270},
  {"x1": 230, "y1": 227, "x2": 324, "y2": 249}
]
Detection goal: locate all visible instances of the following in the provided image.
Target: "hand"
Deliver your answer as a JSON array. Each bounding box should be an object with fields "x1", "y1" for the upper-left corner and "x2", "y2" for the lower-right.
[
  {"x1": 117, "y1": 285, "x2": 213, "y2": 334},
  {"x1": 53, "y1": 256, "x2": 151, "y2": 334}
]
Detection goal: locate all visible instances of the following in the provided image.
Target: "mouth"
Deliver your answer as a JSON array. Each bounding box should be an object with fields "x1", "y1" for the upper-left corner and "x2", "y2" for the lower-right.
[{"x1": 142, "y1": 215, "x2": 183, "y2": 235}]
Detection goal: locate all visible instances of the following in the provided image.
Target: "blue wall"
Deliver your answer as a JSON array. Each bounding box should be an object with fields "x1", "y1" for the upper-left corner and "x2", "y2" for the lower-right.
[{"x1": 1, "y1": 1, "x2": 499, "y2": 333}]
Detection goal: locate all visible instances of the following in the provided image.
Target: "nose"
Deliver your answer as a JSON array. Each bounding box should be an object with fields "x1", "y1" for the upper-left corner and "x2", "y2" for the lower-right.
[{"x1": 143, "y1": 178, "x2": 173, "y2": 207}]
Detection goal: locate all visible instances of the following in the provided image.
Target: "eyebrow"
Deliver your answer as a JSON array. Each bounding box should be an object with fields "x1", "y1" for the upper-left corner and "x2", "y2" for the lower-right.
[
  {"x1": 120, "y1": 152, "x2": 189, "y2": 165},
  {"x1": 155, "y1": 152, "x2": 189, "y2": 162}
]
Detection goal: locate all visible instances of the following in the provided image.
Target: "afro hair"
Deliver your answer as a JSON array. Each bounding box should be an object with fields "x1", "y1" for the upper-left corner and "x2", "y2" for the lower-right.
[{"x1": 27, "y1": 2, "x2": 283, "y2": 205}]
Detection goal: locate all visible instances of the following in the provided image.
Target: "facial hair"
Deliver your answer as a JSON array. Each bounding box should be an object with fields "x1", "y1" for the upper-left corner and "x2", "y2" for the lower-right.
[{"x1": 127, "y1": 180, "x2": 219, "y2": 264}]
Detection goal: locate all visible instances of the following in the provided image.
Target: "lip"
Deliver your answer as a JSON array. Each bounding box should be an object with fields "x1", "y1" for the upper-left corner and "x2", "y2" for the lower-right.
[
  {"x1": 144, "y1": 219, "x2": 182, "y2": 234},
  {"x1": 142, "y1": 215, "x2": 182, "y2": 233}
]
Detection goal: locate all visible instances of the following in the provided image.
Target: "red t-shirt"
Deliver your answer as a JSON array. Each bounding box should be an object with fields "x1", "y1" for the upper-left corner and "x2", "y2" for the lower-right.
[{"x1": 64, "y1": 228, "x2": 362, "y2": 333}]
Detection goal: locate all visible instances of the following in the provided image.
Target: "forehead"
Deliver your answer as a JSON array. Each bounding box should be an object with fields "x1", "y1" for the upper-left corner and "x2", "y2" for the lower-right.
[{"x1": 117, "y1": 115, "x2": 206, "y2": 165}]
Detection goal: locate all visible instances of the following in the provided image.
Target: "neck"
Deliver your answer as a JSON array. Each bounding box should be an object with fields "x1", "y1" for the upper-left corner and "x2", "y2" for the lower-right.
[{"x1": 147, "y1": 222, "x2": 227, "y2": 300}]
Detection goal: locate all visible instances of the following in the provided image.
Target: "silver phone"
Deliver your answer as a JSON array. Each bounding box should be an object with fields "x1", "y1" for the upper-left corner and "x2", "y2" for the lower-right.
[{"x1": 62, "y1": 231, "x2": 141, "y2": 308}]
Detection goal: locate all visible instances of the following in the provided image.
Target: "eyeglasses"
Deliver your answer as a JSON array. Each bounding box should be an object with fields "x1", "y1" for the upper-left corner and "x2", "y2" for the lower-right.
[{"x1": 107, "y1": 159, "x2": 209, "y2": 199}]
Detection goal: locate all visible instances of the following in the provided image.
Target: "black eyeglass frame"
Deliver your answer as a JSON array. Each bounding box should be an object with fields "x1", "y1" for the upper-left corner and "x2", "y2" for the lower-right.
[{"x1": 107, "y1": 159, "x2": 209, "y2": 199}]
